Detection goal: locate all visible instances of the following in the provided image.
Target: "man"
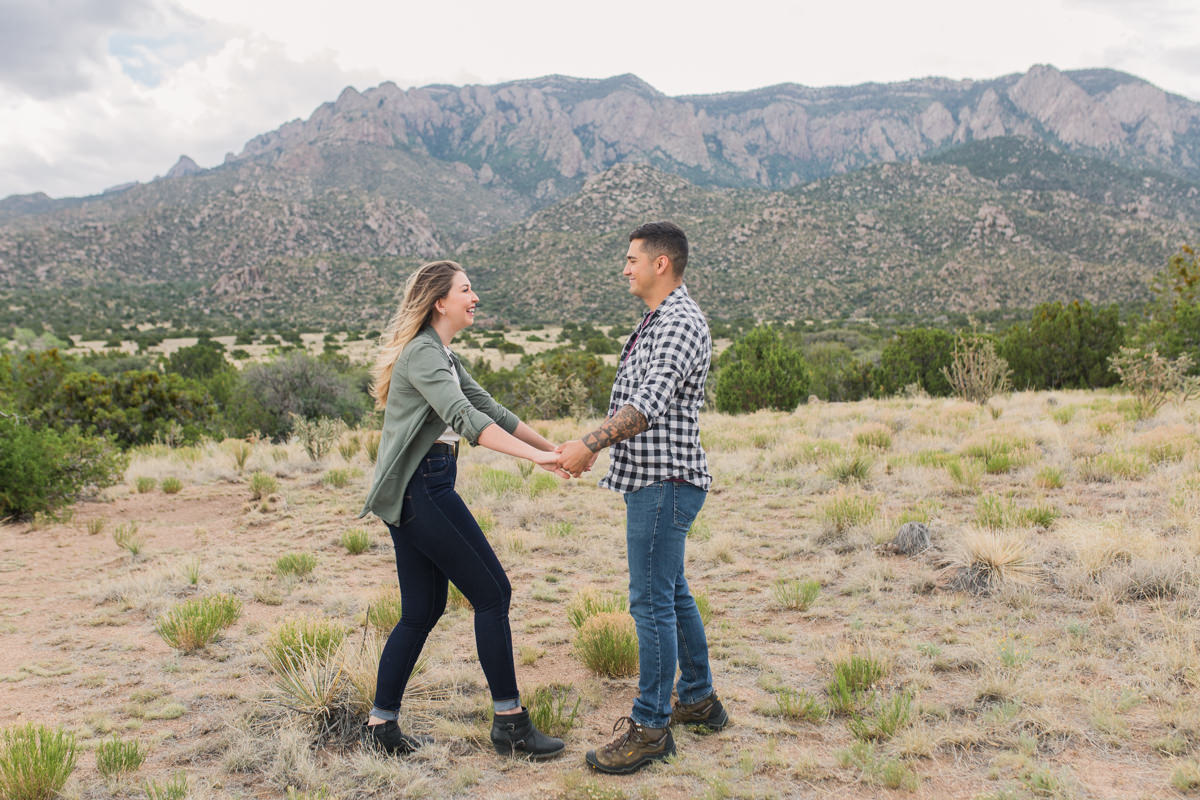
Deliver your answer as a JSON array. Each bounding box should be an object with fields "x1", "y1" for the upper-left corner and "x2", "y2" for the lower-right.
[{"x1": 558, "y1": 221, "x2": 728, "y2": 775}]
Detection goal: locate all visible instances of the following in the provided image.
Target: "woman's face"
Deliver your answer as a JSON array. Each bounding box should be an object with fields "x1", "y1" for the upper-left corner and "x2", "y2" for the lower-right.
[{"x1": 436, "y1": 271, "x2": 479, "y2": 332}]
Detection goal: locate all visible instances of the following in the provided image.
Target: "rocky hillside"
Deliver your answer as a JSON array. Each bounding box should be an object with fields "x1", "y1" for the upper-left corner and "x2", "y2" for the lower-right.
[
  {"x1": 231, "y1": 65, "x2": 1200, "y2": 194},
  {"x1": 460, "y1": 153, "x2": 1200, "y2": 323},
  {"x1": 2, "y1": 67, "x2": 1199, "y2": 331}
]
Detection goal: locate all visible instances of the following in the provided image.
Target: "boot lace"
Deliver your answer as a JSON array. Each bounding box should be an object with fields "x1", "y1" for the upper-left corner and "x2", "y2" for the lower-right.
[{"x1": 599, "y1": 716, "x2": 638, "y2": 755}]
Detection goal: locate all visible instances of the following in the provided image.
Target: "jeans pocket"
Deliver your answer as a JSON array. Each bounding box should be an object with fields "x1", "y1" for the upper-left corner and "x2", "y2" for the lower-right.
[
  {"x1": 421, "y1": 455, "x2": 451, "y2": 479},
  {"x1": 673, "y1": 484, "x2": 706, "y2": 529}
]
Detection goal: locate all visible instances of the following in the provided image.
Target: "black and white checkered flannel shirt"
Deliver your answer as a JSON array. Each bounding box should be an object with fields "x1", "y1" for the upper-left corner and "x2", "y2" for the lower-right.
[{"x1": 599, "y1": 285, "x2": 713, "y2": 494}]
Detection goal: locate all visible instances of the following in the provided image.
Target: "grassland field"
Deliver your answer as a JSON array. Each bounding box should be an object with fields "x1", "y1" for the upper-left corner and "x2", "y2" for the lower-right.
[{"x1": 2, "y1": 390, "x2": 1200, "y2": 799}]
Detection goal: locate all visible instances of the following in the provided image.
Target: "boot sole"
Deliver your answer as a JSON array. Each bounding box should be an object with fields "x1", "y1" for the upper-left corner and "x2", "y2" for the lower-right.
[
  {"x1": 492, "y1": 742, "x2": 566, "y2": 761},
  {"x1": 584, "y1": 743, "x2": 676, "y2": 775}
]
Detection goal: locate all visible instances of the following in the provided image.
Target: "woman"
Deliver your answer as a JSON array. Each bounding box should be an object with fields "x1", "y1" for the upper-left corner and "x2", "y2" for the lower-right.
[{"x1": 360, "y1": 260, "x2": 565, "y2": 760}]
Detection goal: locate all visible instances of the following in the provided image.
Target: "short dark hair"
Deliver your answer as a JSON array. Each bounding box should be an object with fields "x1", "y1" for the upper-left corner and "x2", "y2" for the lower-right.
[{"x1": 629, "y1": 221, "x2": 688, "y2": 276}]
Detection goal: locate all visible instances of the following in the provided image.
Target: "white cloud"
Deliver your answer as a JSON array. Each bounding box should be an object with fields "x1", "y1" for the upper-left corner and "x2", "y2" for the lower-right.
[{"x1": 1, "y1": 0, "x2": 1198, "y2": 198}]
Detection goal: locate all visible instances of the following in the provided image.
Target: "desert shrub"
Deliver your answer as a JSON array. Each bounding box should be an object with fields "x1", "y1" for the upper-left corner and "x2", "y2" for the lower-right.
[
  {"x1": 527, "y1": 472, "x2": 560, "y2": 498},
  {"x1": 154, "y1": 593, "x2": 242, "y2": 653},
  {"x1": 340, "y1": 528, "x2": 372, "y2": 554},
  {"x1": 828, "y1": 654, "x2": 886, "y2": 715},
  {"x1": 143, "y1": 772, "x2": 187, "y2": 800},
  {"x1": 770, "y1": 688, "x2": 827, "y2": 722},
  {"x1": 338, "y1": 435, "x2": 360, "y2": 460},
  {"x1": 1137, "y1": 243, "x2": 1200, "y2": 369},
  {"x1": 714, "y1": 325, "x2": 811, "y2": 413},
  {"x1": 950, "y1": 530, "x2": 1037, "y2": 592},
  {"x1": 322, "y1": 467, "x2": 359, "y2": 488},
  {"x1": 693, "y1": 590, "x2": 713, "y2": 625},
  {"x1": 1077, "y1": 452, "x2": 1149, "y2": 482},
  {"x1": 567, "y1": 589, "x2": 628, "y2": 629},
  {"x1": 478, "y1": 467, "x2": 523, "y2": 496},
  {"x1": 363, "y1": 431, "x2": 381, "y2": 462},
  {"x1": 822, "y1": 491, "x2": 879, "y2": 534},
  {"x1": 873, "y1": 328, "x2": 954, "y2": 397},
  {"x1": 229, "y1": 351, "x2": 370, "y2": 441},
  {"x1": 248, "y1": 471, "x2": 277, "y2": 499},
  {"x1": 292, "y1": 415, "x2": 345, "y2": 461},
  {"x1": 526, "y1": 684, "x2": 582, "y2": 737},
  {"x1": 0, "y1": 416, "x2": 127, "y2": 520},
  {"x1": 848, "y1": 691, "x2": 914, "y2": 742},
  {"x1": 0, "y1": 723, "x2": 77, "y2": 800},
  {"x1": 95, "y1": 736, "x2": 147, "y2": 780},
  {"x1": 367, "y1": 586, "x2": 404, "y2": 631},
  {"x1": 1000, "y1": 301, "x2": 1123, "y2": 390},
  {"x1": 773, "y1": 578, "x2": 820, "y2": 610},
  {"x1": 42, "y1": 369, "x2": 216, "y2": 447},
  {"x1": 227, "y1": 440, "x2": 252, "y2": 471},
  {"x1": 160, "y1": 477, "x2": 183, "y2": 494},
  {"x1": 941, "y1": 332, "x2": 1011, "y2": 404},
  {"x1": 575, "y1": 612, "x2": 638, "y2": 677},
  {"x1": 474, "y1": 348, "x2": 615, "y2": 420},
  {"x1": 265, "y1": 617, "x2": 348, "y2": 673},
  {"x1": 828, "y1": 454, "x2": 873, "y2": 484},
  {"x1": 112, "y1": 522, "x2": 144, "y2": 556},
  {"x1": 945, "y1": 457, "x2": 983, "y2": 492},
  {"x1": 1108, "y1": 346, "x2": 1200, "y2": 419},
  {"x1": 803, "y1": 340, "x2": 873, "y2": 402},
  {"x1": 275, "y1": 552, "x2": 317, "y2": 577},
  {"x1": 1035, "y1": 466, "x2": 1064, "y2": 489},
  {"x1": 853, "y1": 424, "x2": 892, "y2": 450},
  {"x1": 836, "y1": 741, "x2": 919, "y2": 791},
  {"x1": 135, "y1": 476, "x2": 156, "y2": 494}
]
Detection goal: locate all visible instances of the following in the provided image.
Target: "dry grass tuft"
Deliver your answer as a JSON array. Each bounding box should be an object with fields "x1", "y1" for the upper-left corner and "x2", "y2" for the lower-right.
[{"x1": 946, "y1": 529, "x2": 1038, "y2": 593}]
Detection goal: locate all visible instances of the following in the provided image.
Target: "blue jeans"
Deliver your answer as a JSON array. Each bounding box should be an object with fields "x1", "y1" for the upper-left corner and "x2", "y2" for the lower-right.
[
  {"x1": 624, "y1": 480, "x2": 714, "y2": 728},
  {"x1": 371, "y1": 449, "x2": 520, "y2": 719}
]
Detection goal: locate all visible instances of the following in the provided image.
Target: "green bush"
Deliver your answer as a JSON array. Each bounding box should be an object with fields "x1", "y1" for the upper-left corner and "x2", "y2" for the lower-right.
[
  {"x1": 248, "y1": 471, "x2": 278, "y2": 500},
  {"x1": 95, "y1": 736, "x2": 147, "y2": 779},
  {"x1": 155, "y1": 593, "x2": 242, "y2": 653},
  {"x1": 873, "y1": 328, "x2": 954, "y2": 397},
  {"x1": 160, "y1": 477, "x2": 183, "y2": 494},
  {"x1": 0, "y1": 416, "x2": 127, "y2": 520},
  {"x1": 714, "y1": 326, "x2": 811, "y2": 413},
  {"x1": 228, "y1": 351, "x2": 370, "y2": 441},
  {"x1": 575, "y1": 612, "x2": 639, "y2": 677},
  {"x1": 275, "y1": 552, "x2": 317, "y2": 577},
  {"x1": 1000, "y1": 301, "x2": 1123, "y2": 390},
  {"x1": 0, "y1": 723, "x2": 77, "y2": 800},
  {"x1": 367, "y1": 586, "x2": 404, "y2": 631},
  {"x1": 340, "y1": 528, "x2": 372, "y2": 554}
]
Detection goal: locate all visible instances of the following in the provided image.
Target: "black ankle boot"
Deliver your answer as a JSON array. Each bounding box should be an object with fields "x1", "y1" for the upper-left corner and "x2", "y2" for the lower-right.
[
  {"x1": 490, "y1": 708, "x2": 565, "y2": 760},
  {"x1": 366, "y1": 720, "x2": 432, "y2": 755}
]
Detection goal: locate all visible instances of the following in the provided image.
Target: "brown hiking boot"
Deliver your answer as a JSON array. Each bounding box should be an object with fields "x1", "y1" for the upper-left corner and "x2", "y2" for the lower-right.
[
  {"x1": 585, "y1": 716, "x2": 675, "y2": 775},
  {"x1": 669, "y1": 692, "x2": 730, "y2": 731}
]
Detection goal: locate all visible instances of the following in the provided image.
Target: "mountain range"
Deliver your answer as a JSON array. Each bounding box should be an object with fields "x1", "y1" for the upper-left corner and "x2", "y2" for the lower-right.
[{"x1": 2, "y1": 64, "x2": 1199, "y2": 331}]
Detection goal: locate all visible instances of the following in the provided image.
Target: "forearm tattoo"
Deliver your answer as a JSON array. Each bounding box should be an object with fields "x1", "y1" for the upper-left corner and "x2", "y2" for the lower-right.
[{"x1": 582, "y1": 405, "x2": 648, "y2": 453}]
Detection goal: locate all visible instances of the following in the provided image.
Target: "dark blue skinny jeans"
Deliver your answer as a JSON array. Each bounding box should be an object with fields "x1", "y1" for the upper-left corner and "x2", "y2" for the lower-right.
[{"x1": 371, "y1": 449, "x2": 519, "y2": 719}]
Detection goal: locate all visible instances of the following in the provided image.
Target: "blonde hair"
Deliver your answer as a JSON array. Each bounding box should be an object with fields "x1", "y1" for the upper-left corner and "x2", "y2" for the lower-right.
[{"x1": 369, "y1": 260, "x2": 465, "y2": 409}]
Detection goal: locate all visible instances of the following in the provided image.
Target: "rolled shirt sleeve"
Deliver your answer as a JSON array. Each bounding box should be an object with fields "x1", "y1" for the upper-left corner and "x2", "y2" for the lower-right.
[
  {"x1": 406, "y1": 342, "x2": 498, "y2": 445},
  {"x1": 626, "y1": 316, "x2": 707, "y2": 425}
]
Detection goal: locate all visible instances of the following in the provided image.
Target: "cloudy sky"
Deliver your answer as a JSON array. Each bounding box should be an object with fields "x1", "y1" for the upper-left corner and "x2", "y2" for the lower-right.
[{"x1": 2, "y1": 0, "x2": 1199, "y2": 199}]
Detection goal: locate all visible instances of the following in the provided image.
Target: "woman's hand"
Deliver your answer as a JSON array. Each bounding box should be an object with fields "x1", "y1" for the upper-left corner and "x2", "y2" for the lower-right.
[{"x1": 533, "y1": 448, "x2": 570, "y2": 479}]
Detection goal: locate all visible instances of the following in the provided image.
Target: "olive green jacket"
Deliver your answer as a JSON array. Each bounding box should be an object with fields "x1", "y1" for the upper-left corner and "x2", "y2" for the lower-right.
[{"x1": 360, "y1": 326, "x2": 518, "y2": 525}]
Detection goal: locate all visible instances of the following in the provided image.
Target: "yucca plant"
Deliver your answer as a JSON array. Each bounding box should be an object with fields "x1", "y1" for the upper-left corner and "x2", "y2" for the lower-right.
[{"x1": 265, "y1": 617, "x2": 348, "y2": 673}]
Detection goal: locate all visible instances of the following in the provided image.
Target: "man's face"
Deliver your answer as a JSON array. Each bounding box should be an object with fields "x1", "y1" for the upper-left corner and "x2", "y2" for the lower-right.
[{"x1": 624, "y1": 239, "x2": 661, "y2": 301}]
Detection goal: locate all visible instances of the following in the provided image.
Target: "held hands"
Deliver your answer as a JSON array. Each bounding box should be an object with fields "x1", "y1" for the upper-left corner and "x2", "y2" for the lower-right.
[
  {"x1": 532, "y1": 448, "x2": 571, "y2": 479},
  {"x1": 555, "y1": 440, "x2": 599, "y2": 479}
]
